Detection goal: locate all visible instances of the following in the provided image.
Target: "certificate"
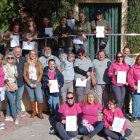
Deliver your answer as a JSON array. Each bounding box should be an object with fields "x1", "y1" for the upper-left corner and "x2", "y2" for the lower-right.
[
  {"x1": 49, "y1": 80, "x2": 59, "y2": 93},
  {"x1": 66, "y1": 116, "x2": 77, "y2": 131},
  {"x1": 0, "y1": 87, "x2": 5, "y2": 101},
  {"x1": 73, "y1": 36, "x2": 83, "y2": 44},
  {"x1": 96, "y1": 26, "x2": 105, "y2": 38},
  {"x1": 76, "y1": 78, "x2": 87, "y2": 87},
  {"x1": 45, "y1": 28, "x2": 53, "y2": 37},
  {"x1": 137, "y1": 80, "x2": 140, "y2": 93},
  {"x1": 10, "y1": 35, "x2": 19, "y2": 47},
  {"x1": 112, "y1": 117, "x2": 125, "y2": 132},
  {"x1": 22, "y1": 41, "x2": 35, "y2": 50},
  {"x1": 117, "y1": 71, "x2": 127, "y2": 84},
  {"x1": 67, "y1": 19, "x2": 75, "y2": 29}
]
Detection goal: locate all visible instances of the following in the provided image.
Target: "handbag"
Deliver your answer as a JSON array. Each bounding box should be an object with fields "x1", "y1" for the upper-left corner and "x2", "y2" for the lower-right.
[{"x1": 6, "y1": 82, "x2": 18, "y2": 92}]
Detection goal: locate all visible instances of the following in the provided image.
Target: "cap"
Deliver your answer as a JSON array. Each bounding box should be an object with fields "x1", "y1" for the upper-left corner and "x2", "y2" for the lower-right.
[{"x1": 95, "y1": 10, "x2": 102, "y2": 15}]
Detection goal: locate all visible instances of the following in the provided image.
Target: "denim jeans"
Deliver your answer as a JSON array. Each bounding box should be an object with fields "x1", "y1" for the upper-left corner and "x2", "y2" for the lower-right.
[
  {"x1": 79, "y1": 121, "x2": 104, "y2": 137},
  {"x1": 48, "y1": 95, "x2": 60, "y2": 114},
  {"x1": 56, "y1": 122, "x2": 78, "y2": 140},
  {"x1": 25, "y1": 80, "x2": 43, "y2": 103},
  {"x1": 6, "y1": 91, "x2": 17, "y2": 119},
  {"x1": 103, "y1": 128, "x2": 132, "y2": 140},
  {"x1": 16, "y1": 85, "x2": 24, "y2": 114},
  {"x1": 112, "y1": 84, "x2": 126, "y2": 109},
  {"x1": 132, "y1": 92, "x2": 140, "y2": 117}
]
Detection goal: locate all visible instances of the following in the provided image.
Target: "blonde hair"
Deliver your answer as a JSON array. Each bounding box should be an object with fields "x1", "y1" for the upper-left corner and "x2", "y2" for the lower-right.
[
  {"x1": 26, "y1": 50, "x2": 38, "y2": 63},
  {"x1": 83, "y1": 91, "x2": 99, "y2": 105}
]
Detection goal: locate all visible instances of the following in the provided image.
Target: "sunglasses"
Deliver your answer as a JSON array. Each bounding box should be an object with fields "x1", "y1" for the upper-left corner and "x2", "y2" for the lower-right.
[
  {"x1": 7, "y1": 57, "x2": 14, "y2": 60},
  {"x1": 117, "y1": 56, "x2": 123, "y2": 58},
  {"x1": 66, "y1": 97, "x2": 74, "y2": 100}
]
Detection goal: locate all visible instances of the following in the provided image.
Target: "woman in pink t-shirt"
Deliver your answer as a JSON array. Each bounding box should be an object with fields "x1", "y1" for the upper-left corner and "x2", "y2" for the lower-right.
[
  {"x1": 108, "y1": 52, "x2": 129, "y2": 109},
  {"x1": 79, "y1": 91, "x2": 104, "y2": 140},
  {"x1": 103, "y1": 99, "x2": 131, "y2": 140},
  {"x1": 55, "y1": 92, "x2": 82, "y2": 140}
]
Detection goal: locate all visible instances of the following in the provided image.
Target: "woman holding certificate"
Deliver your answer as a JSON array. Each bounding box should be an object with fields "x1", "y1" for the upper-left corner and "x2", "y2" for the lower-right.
[
  {"x1": 55, "y1": 92, "x2": 82, "y2": 140},
  {"x1": 23, "y1": 50, "x2": 44, "y2": 119},
  {"x1": 103, "y1": 99, "x2": 131, "y2": 140},
  {"x1": 22, "y1": 17, "x2": 38, "y2": 56},
  {"x1": 74, "y1": 48, "x2": 93, "y2": 101},
  {"x1": 79, "y1": 91, "x2": 104, "y2": 140},
  {"x1": 108, "y1": 52, "x2": 129, "y2": 109},
  {"x1": 127, "y1": 54, "x2": 140, "y2": 122},
  {"x1": 42, "y1": 59, "x2": 64, "y2": 116}
]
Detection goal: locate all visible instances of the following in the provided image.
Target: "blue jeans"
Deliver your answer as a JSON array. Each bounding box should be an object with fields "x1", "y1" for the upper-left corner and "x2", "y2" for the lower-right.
[
  {"x1": 132, "y1": 92, "x2": 140, "y2": 117},
  {"x1": 6, "y1": 91, "x2": 17, "y2": 119},
  {"x1": 112, "y1": 84, "x2": 126, "y2": 109},
  {"x1": 56, "y1": 122, "x2": 78, "y2": 140},
  {"x1": 48, "y1": 95, "x2": 60, "y2": 114},
  {"x1": 79, "y1": 121, "x2": 104, "y2": 137},
  {"x1": 25, "y1": 80, "x2": 43, "y2": 103},
  {"x1": 16, "y1": 85, "x2": 24, "y2": 114},
  {"x1": 103, "y1": 128, "x2": 132, "y2": 140}
]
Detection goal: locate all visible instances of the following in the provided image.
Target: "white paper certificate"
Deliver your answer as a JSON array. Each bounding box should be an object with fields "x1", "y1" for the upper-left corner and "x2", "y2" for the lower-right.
[
  {"x1": 96, "y1": 26, "x2": 105, "y2": 38},
  {"x1": 67, "y1": 19, "x2": 75, "y2": 29},
  {"x1": 137, "y1": 80, "x2": 140, "y2": 93},
  {"x1": 45, "y1": 28, "x2": 53, "y2": 37},
  {"x1": 0, "y1": 87, "x2": 5, "y2": 101},
  {"x1": 76, "y1": 78, "x2": 87, "y2": 87},
  {"x1": 10, "y1": 35, "x2": 19, "y2": 47},
  {"x1": 117, "y1": 71, "x2": 127, "y2": 84},
  {"x1": 66, "y1": 116, "x2": 77, "y2": 131},
  {"x1": 49, "y1": 80, "x2": 59, "y2": 93},
  {"x1": 112, "y1": 117, "x2": 125, "y2": 132},
  {"x1": 73, "y1": 36, "x2": 83, "y2": 44},
  {"x1": 22, "y1": 41, "x2": 35, "y2": 50}
]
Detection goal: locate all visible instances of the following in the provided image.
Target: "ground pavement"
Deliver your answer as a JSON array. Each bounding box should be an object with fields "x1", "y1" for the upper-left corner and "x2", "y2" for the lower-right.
[{"x1": 0, "y1": 112, "x2": 140, "y2": 140}]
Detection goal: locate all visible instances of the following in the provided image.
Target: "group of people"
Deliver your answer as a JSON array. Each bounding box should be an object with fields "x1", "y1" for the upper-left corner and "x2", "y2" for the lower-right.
[
  {"x1": 0, "y1": 8, "x2": 139, "y2": 140},
  {"x1": 0, "y1": 9, "x2": 111, "y2": 58}
]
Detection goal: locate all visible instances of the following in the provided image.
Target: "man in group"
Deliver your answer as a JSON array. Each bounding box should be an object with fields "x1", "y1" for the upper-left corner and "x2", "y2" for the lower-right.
[
  {"x1": 91, "y1": 10, "x2": 112, "y2": 58},
  {"x1": 39, "y1": 46, "x2": 61, "y2": 71},
  {"x1": 13, "y1": 46, "x2": 26, "y2": 117},
  {"x1": 73, "y1": 12, "x2": 91, "y2": 54},
  {"x1": 123, "y1": 46, "x2": 134, "y2": 116},
  {"x1": 92, "y1": 50, "x2": 111, "y2": 106}
]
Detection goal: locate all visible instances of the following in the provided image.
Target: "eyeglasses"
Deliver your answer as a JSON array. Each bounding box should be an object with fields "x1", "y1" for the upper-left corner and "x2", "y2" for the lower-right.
[
  {"x1": 7, "y1": 57, "x2": 14, "y2": 60},
  {"x1": 66, "y1": 97, "x2": 74, "y2": 100}
]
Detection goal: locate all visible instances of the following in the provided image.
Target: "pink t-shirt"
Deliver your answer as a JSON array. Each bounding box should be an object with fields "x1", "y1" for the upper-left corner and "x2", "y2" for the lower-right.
[
  {"x1": 58, "y1": 103, "x2": 82, "y2": 120},
  {"x1": 48, "y1": 70, "x2": 55, "y2": 80},
  {"x1": 79, "y1": 102, "x2": 102, "y2": 124}
]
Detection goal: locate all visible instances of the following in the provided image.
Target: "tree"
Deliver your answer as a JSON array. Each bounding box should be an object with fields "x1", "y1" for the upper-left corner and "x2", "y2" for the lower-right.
[{"x1": 126, "y1": 0, "x2": 140, "y2": 53}]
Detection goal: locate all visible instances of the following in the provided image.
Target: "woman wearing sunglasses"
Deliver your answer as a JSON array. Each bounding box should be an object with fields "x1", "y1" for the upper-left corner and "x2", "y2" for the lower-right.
[
  {"x1": 3, "y1": 52, "x2": 19, "y2": 124},
  {"x1": 55, "y1": 92, "x2": 82, "y2": 140},
  {"x1": 108, "y1": 52, "x2": 129, "y2": 109}
]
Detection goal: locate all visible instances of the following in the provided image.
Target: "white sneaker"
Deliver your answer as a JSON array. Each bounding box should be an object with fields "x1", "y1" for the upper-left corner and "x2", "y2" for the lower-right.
[
  {"x1": 14, "y1": 119, "x2": 19, "y2": 125},
  {"x1": 0, "y1": 126, "x2": 5, "y2": 130},
  {"x1": 0, "y1": 122, "x2": 5, "y2": 127},
  {"x1": 5, "y1": 116, "x2": 13, "y2": 121}
]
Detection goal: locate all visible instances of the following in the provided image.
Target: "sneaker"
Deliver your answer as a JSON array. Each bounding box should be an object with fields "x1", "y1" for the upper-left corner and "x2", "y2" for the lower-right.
[
  {"x1": 0, "y1": 122, "x2": 5, "y2": 127},
  {"x1": 49, "y1": 127, "x2": 56, "y2": 135},
  {"x1": 107, "y1": 136, "x2": 112, "y2": 140},
  {"x1": 5, "y1": 116, "x2": 13, "y2": 121},
  {"x1": 0, "y1": 126, "x2": 5, "y2": 130},
  {"x1": 14, "y1": 119, "x2": 19, "y2": 125},
  {"x1": 131, "y1": 117, "x2": 137, "y2": 123}
]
